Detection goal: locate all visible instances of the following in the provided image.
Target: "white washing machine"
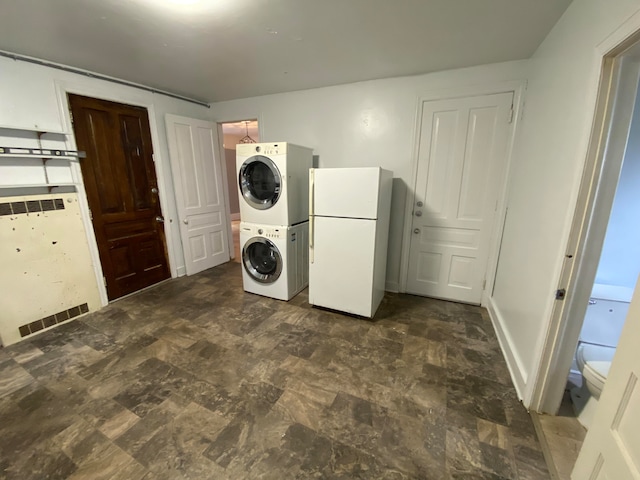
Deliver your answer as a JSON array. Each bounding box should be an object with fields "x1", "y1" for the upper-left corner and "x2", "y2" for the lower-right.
[
  {"x1": 236, "y1": 142, "x2": 313, "y2": 226},
  {"x1": 240, "y1": 221, "x2": 309, "y2": 301}
]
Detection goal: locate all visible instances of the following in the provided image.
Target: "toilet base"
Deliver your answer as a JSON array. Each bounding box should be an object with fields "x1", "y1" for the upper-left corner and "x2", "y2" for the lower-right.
[{"x1": 570, "y1": 383, "x2": 598, "y2": 429}]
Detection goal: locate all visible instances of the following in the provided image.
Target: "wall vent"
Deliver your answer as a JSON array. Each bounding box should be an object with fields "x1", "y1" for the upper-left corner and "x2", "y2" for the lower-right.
[
  {"x1": 0, "y1": 198, "x2": 65, "y2": 217},
  {"x1": 18, "y1": 302, "x2": 89, "y2": 338}
]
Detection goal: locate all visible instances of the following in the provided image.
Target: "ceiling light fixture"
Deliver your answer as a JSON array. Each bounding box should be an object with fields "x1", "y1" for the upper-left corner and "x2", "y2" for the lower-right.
[{"x1": 239, "y1": 121, "x2": 256, "y2": 144}]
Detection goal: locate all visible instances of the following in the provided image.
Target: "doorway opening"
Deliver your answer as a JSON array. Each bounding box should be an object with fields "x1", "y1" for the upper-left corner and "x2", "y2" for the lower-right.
[
  {"x1": 533, "y1": 35, "x2": 640, "y2": 413},
  {"x1": 528, "y1": 26, "x2": 640, "y2": 477},
  {"x1": 219, "y1": 119, "x2": 259, "y2": 263},
  {"x1": 68, "y1": 94, "x2": 170, "y2": 300},
  {"x1": 567, "y1": 89, "x2": 640, "y2": 425}
]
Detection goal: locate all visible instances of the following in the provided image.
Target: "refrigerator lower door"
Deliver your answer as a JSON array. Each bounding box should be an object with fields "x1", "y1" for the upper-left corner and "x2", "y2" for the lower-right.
[{"x1": 309, "y1": 216, "x2": 376, "y2": 317}]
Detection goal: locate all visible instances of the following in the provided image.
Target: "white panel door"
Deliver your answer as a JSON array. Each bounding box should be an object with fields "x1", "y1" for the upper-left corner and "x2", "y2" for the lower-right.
[
  {"x1": 572, "y1": 276, "x2": 640, "y2": 480},
  {"x1": 406, "y1": 92, "x2": 513, "y2": 304},
  {"x1": 166, "y1": 114, "x2": 229, "y2": 275}
]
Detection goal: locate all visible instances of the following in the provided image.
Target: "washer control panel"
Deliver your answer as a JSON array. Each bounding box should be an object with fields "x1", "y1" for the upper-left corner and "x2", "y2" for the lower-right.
[
  {"x1": 263, "y1": 227, "x2": 282, "y2": 239},
  {"x1": 242, "y1": 224, "x2": 284, "y2": 239}
]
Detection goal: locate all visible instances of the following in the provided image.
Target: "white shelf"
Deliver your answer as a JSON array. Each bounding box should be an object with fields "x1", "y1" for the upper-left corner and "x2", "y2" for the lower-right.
[
  {"x1": 0, "y1": 124, "x2": 69, "y2": 135},
  {"x1": 0, "y1": 183, "x2": 77, "y2": 190},
  {"x1": 0, "y1": 146, "x2": 85, "y2": 160},
  {"x1": 0, "y1": 154, "x2": 80, "y2": 161}
]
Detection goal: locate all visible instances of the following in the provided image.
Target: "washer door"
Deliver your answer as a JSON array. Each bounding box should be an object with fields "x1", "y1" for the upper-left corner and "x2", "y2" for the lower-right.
[
  {"x1": 238, "y1": 155, "x2": 282, "y2": 210},
  {"x1": 243, "y1": 237, "x2": 283, "y2": 284}
]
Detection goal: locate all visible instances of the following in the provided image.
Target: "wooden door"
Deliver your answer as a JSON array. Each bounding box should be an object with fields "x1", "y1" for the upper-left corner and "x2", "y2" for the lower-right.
[
  {"x1": 406, "y1": 92, "x2": 513, "y2": 304},
  {"x1": 165, "y1": 114, "x2": 230, "y2": 275},
  {"x1": 572, "y1": 276, "x2": 640, "y2": 479},
  {"x1": 69, "y1": 94, "x2": 170, "y2": 300}
]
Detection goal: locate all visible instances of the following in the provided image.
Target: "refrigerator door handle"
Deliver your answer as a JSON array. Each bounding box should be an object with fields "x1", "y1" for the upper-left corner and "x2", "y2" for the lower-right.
[{"x1": 309, "y1": 168, "x2": 314, "y2": 263}]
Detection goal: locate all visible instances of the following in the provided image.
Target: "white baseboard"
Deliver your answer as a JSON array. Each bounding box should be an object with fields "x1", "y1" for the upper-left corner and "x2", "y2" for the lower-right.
[
  {"x1": 176, "y1": 265, "x2": 187, "y2": 277},
  {"x1": 487, "y1": 297, "x2": 528, "y2": 402},
  {"x1": 230, "y1": 213, "x2": 241, "y2": 221},
  {"x1": 385, "y1": 281, "x2": 400, "y2": 293}
]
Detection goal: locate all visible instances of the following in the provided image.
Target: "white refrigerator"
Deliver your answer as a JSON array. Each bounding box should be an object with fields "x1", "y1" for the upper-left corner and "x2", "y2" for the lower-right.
[{"x1": 308, "y1": 167, "x2": 393, "y2": 318}]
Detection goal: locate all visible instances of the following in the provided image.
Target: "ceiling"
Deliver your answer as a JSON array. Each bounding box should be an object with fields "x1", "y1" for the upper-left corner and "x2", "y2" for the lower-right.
[
  {"x1": 221, "y1": 120, "x2": 259, "y2": 138},
  {"x1": 0, "y1": 0, "x2": 572, "y2": 103}
]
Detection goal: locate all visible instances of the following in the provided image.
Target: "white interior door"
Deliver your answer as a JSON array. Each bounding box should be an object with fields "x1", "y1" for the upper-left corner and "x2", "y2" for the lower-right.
[
  {"x1": 166, "y1": 114, "x2": 230, "y2": 275},
  {"x1": 572, "y1": 275, "x2": 640, "y2": 479},
  {"x1": 406, "y1": 92, "x2": 513, "y2": 304}
]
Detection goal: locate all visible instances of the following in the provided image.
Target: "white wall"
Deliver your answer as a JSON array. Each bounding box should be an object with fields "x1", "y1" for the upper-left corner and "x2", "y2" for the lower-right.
[
  {"x1": 595, "y1": 87, "x2": 640, "y2": 291},
  {"x1": 210, "y1": 61, "x2": 529, "y2": 291},
  {"x1": 489, "y1": 0, "x2": 640, "y2": 402},
  {"x1": 0, "y1": 56, "x2": 211, "y2": 300}
]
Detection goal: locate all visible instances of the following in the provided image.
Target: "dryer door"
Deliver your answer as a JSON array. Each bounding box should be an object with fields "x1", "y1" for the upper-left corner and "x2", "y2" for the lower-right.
[
  {"x1": 238, "y1": 155, "x2": 282, "y2": 210},
  {"x1": 243, "y1": 237, "x2": 283, "y2": 284}
]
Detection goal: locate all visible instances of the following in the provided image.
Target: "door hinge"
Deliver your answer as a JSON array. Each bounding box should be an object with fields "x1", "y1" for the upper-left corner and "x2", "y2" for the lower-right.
[
  {"x1": 508, "y1": 103, "x2": 514, "y2": 124},
  {"x1": 555, "y1": 288, "x2": 566, "y2": 300},
  {"x1": 482, "y1": 279, "x2": 487, "y2": 290},
  {"x1": 69, "y1": 109, "x2": 74, "y2": 125},
  {"x1": 88, "y1": 207, "x2": 93, "y2": 220},
  {"x1": 103, "y1": 276, "x2": 107, "y2": 287}
]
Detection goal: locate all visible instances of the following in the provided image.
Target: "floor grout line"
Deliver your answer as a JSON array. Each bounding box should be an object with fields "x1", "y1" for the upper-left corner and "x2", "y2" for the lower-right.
[{"x1": 531, "y1": 411, "x2": 562, "y2": 480}]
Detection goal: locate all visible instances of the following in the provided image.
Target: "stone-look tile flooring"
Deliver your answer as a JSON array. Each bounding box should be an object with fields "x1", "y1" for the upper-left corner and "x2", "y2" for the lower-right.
[
  {"x1": 0, "y1": 263, "x2": 550, "y2": 479},
  {"x1": 534, "y1": 392, "x2": 586, "y2": 479}
]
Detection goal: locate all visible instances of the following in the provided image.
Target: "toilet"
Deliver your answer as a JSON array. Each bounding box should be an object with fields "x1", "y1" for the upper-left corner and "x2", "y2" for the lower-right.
[{"x1": 571, "y1": 342, "x2": 616, "y2": 428}]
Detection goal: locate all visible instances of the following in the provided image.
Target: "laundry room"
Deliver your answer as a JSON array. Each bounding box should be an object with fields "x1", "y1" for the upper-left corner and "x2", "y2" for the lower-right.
[{"x1": 1, "y1": 1, "x2": 640, "y2": 479}]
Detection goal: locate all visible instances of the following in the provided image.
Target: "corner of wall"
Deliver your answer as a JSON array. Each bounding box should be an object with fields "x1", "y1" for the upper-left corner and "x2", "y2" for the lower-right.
[
  {"x1": 385, "y1": 281, "x2": 400, "y2": 293},
  {"x1": 487, "y1": 297, "x2": 528, "y2": 402}
]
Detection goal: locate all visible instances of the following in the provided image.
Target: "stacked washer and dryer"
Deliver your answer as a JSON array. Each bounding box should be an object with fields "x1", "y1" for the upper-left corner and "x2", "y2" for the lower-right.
[{"x1": 236, "y1": 143, "x2": 313, "y2": 301}]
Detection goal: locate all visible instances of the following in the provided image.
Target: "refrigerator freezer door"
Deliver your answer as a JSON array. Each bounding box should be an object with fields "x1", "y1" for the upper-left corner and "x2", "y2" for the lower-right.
[
  {"x1": 309, "y1": 216, "x2": 376, "y2": 317},
  {"x1": 312, "y1": 168, "x2": 381, "y2": 220}
]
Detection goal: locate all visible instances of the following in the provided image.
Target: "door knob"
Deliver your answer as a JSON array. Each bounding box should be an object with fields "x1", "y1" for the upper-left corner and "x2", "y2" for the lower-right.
[
  {"x1": 155, "y1": 216, "x2": 164, "y2": 223},
  {"x1": 183, "y1": 219, "x2": 189, "y2": 225},
  {"x1": 416, "y1": 201, "x2": 423, "y2": 207},
  {"x1": 415, "y1": 211, "x2": 422, "y2": 217},
  {"x1": 413, "y1": 228, "x2": 420, "y2": 234},
  {"x1": 151, "y1": 187, "x2": 158, "y2": 194}
]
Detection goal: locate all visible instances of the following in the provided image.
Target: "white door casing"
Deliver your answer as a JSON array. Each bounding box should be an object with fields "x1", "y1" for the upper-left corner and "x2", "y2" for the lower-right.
[
  {"x1": 572, "y1": 275, "x2": 640, "y2": 479},
  {"x1": 406, "y1": 92, "x2": 513, "y2": 304},
  {"x1": 166, "y1": 114, "x2": 230, "y2": 275}
]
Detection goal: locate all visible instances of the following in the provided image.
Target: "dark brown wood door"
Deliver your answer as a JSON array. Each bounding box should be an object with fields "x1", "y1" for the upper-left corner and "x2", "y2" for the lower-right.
[{"x1": 69, "y1": 94, "x2": 170, "y2": 300}]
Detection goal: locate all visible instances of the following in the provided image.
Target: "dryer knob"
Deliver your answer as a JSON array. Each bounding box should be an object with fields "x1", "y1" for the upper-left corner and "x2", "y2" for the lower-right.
[
  {"x1": 255, "y1": 146, "x2": 261, "y2": 152},
  {"x1": 258, "y1": 229, "x2": 263, "y2": 234}
]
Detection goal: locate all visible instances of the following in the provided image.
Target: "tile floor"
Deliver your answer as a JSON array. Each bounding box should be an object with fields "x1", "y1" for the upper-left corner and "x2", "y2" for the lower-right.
[
  {"x1": 0, "y1": 262, "x2": 551, "y2": 479},
  {"x1": 533, "y1": 391, "x2": 586, "y2": 480}
]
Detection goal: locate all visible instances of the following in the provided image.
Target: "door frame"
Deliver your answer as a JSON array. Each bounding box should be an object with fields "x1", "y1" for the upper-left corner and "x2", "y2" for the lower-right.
[
  {"x1": 53, "y1": 80, "x2": 178, "y2": 307},
  {"x1": 529, "y1": 13, "x2": 640, "y2": 414},
  {"x1": 399, "y1": 81, "x2": 526, "y2": 307},
  {"x1": 213, "y1": 116, "x2": 264, "y2": 261}
]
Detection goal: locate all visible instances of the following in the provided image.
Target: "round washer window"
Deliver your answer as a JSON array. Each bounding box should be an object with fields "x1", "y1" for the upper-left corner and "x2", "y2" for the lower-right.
[
  {"x1": 239, "y1": 155, "x2": 281, "y2": 210},
  {"x1": 243, "y1": 237, "x2": 283, "y2": 284}
]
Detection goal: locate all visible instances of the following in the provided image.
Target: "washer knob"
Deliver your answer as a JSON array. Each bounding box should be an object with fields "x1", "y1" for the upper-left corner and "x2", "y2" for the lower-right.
[{"x1": 258, "y1": 229, "x2": 263, "y2": 234}]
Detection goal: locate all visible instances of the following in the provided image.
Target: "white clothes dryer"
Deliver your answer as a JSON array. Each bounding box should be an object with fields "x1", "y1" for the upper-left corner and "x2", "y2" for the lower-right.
[
  {"x1": 236, "y1": 142, "x2": 313, "y2": 226},
  {"x1": 240, "y1": 221, "x2": 309, "y2": 301}
]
